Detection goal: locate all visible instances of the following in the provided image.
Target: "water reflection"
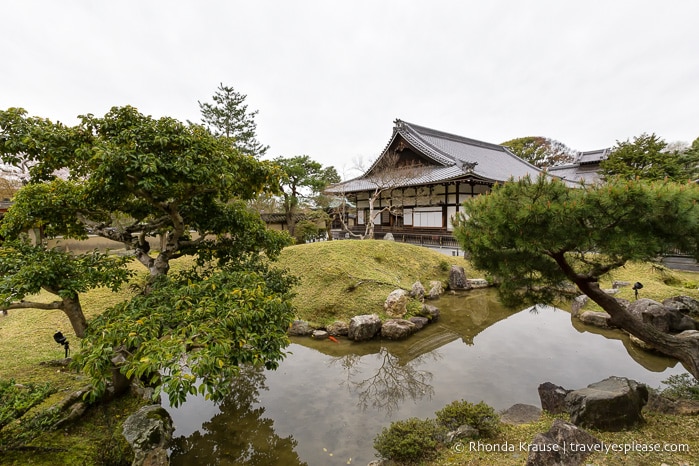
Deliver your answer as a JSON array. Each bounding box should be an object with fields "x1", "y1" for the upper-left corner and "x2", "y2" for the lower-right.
[
  {"x1": 570, "y1": 311, "x2": 681, "y2": 373},
  {"x1": 169, "y1": 366, "x2": 306, "y2": 466},
  {"x1": 330, "y1": 348, "x2": 437, "y2": 414},
  {"x1": 166, "y1": 290, "x2": 688, "y2": 466}
]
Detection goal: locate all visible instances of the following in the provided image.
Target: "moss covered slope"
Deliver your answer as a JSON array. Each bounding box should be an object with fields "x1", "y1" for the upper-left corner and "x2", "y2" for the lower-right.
[{"x1": 274, "y1": 240, "x2": 478, "y2": 325}]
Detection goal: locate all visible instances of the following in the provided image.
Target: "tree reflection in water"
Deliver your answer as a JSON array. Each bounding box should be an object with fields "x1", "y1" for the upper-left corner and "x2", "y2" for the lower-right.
[
  {"x1": 169, "y1": 365, "x2": 307, "y2": 466},
  {"x1": 330, "y1": 347, "x2": 439, "y2": 414}
]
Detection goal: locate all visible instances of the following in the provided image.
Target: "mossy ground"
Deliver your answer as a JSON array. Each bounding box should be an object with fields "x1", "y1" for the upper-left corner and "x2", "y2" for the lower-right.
[
  {"x1": 0, "y1": 261, "x2": 148, "y2": 465},
  {"x1": 580, "y1": 260, "x2": 699, "y2": 312},
  {"x1": 430, "y1": 411, "x2": 699, "y2": 466},
  {"x1": 275, "y1": 240, "x2": 475, "y2": 326}
]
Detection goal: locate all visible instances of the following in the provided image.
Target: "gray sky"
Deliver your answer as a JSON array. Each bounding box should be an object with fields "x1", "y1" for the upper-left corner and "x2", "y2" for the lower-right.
[{"x1": 2, "y1": 0, "x2": 698, "y2": 175}]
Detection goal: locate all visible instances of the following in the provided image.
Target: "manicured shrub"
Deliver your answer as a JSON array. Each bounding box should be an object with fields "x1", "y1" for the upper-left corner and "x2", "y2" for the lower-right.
[
  {"x1": 373, "y1": 417, "x2": 443, "y2": 463},
  {"x1": 661, "y1": 373, "x2": 699, "y2": 400},
  {"x1": 435, "y1": 400, "x2": 501, "y2": 438}
]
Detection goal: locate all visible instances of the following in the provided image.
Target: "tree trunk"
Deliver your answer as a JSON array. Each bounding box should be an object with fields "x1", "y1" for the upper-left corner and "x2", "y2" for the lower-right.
[
  {"x1": 366, "y1": 203, "x2": 375, "y2": 240},
  {"x1": 150, "y1": 252, "x2": 171, "y2": 277},
  {"x1": 62, "y1": 295, "x2": 87, "y2": 338},
  {"x1": 576, "y1": 279, "x2": 699, "y2": 380},
  {"x1": 9, "y1": 292, "x2": 88, "y2": 339}
]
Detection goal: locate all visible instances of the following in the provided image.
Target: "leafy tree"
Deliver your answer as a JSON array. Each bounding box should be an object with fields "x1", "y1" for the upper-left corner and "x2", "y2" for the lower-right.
[
  {"x1": 0, "y1": 106, "x2": 289, "y2": 279},
  {"x1": 453, "y1": 175, "x2": 699, "y2": 379},
  {"x1": 0, "y1": 239, "x2": 132, "y2": 337},
  {"x1": 274, "y1": 155, "x2": 340, "y2": 235},
  {"x1": 681, "y1": 136, "x2": 699, "y2": 181},
  {"x1": 500, "y1": 136, "x2": 576, "y2": 168},
  {"x1": 199, "y1": 83, "x2": 268, "y2": 158},
  {"x1": 74, "y1": 262, "x2": 297, "y2": 405},
  {"x1": 600, "y1": 133, "x2": 697, "y2": 182}
]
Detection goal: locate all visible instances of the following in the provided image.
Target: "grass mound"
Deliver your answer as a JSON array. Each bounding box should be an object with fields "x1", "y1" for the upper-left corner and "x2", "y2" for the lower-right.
[
  {"x1": 581, "y1": 261, "x2": 699, "y2": 312},
  {"x1": 274, "y1": 240, "x2": 478, "y2": 325}
]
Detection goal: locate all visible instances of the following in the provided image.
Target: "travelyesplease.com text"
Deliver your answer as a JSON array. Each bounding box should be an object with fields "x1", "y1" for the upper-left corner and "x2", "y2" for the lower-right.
[{"x1": 453, "y1": 440, "x2": 690, "y2": 455}]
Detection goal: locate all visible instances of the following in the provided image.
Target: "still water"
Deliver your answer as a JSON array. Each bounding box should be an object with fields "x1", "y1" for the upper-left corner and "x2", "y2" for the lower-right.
[{"x1": 165, "y1": 290, "x2": 687, "y2": 466}]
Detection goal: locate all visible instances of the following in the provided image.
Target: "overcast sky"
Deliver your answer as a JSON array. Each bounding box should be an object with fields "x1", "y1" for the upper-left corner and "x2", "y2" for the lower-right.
[{"x1": 2, "y1": 1, "x2": 698, "y2": 175}]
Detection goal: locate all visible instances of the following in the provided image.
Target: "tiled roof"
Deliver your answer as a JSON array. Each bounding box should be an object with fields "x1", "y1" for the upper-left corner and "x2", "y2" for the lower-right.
[
  {"x1": 328, "y1": 119, "x2": 547, "y2": 193},
  {"x1": 548, "y1": 148, "x2": 610, "y2": 184},
  {"x1": 576, "y1": 148, "x2": 610, "y2": 165},
  {"x1": 260, "y1": 213, "x2": 307, "y2": 224}
]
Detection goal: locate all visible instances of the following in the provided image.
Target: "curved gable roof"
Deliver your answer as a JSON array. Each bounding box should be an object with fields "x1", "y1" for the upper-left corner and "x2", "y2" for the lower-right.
[{"x1": 329, "y1": 119, "x2": 549, "y2": 193}]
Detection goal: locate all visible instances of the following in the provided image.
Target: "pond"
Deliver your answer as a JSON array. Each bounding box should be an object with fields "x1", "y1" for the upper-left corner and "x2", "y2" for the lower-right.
[{"x1": 164, "y1": 289, "x2": 687, "y2": 466}]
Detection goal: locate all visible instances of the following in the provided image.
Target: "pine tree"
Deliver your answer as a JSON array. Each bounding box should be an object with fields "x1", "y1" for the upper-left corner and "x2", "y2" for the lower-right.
[{"x1": 199, "y1": 83, "x2": 269, "y2": 158}]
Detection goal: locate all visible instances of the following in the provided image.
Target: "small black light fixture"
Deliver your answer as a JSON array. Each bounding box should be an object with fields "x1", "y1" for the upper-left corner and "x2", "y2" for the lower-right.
[
  {"x1": 53, "y1": 331, "x2": 70, "y2": 358},
  {"x1": 632, "y1": 282, "x2": 644, "y2": 300}
]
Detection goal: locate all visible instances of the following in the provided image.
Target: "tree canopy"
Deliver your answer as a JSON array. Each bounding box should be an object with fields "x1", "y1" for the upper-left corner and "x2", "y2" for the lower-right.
[
  {"x1": 0, "y1": 106, "x2": 289, "y2": 278},
  {"x1": 453, "y1": 175, "x2": 699, "y2": 378},
  {"x1": 74, "y1": 262, "x2": 297, "y2": 405},
  {"x1": 273, "y1": 155, "x2": 340, "y2": 236},
  {"x1": 500, "y1": 136, "x2": 576, "y2": 168},
  {"x1": 600, "y1": 133, "x2": 699, "y2": 182},
  {"x1": 199, "y1": 83, "x2": 269, "y2": 158},
  {"x1": 681, "y1": 136, "x2": 699, "y2": 181}
]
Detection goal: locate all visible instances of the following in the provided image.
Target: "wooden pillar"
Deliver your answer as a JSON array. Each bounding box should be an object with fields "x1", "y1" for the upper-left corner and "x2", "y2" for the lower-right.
[{"x1": 456, "y1": 181, "x2": 460, "y2": 211}]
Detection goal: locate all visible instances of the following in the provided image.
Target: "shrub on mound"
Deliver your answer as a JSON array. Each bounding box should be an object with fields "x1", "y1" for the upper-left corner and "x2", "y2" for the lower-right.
[
  {"x1": 435, "y1": 400, "x2": 502, "y2": 438},
  {"x1": 373, "y1": 417, "x2": 444, "y2": 464}
]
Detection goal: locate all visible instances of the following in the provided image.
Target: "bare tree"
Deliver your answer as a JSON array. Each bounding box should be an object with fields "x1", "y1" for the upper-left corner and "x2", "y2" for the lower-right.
[
  {"x1": 329, "y1": 348, "x2": 436, "y2": 414},
  {"x1": 332, "y1": 152, "x2": 425, "y2": 239}
]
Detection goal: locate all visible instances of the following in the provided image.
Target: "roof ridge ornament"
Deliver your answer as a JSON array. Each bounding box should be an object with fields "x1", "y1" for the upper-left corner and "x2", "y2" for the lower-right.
[{"x1": 456, "y1": 160, "x2": 478, "y2": 173}]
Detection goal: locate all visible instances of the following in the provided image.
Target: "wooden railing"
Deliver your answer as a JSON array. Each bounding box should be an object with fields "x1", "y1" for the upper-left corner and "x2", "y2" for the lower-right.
[{"x1": 331, "y1": 228, "x2": 459, "y2": 248}]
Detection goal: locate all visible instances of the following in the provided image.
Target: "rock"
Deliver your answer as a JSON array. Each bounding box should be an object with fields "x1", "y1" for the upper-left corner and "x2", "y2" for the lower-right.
[
  {"x1": 466, "y1": 278, "x2": 489, "y2": 288},
  {"x1": 52, "y1": 388, "x2": 91, "y2": 428},
  {"x1": 628, "y1": 298, "x2": 697, "y2": 333},
  {"x1": 384, "y1": 289, "x2": 409, "y2": 318},
  {"x1": 570, "y1": 295, "x2": 588, "y2": 317},
  {"x1": 629, "y1": 334, "x2": 655, "y2": 351},
  {"x1": 418, "y1": 304, "x2": 440, "y2": 321},
  {"x1": 578, "y1": 310, "x2": 613, "y2": 328},
  {"x1": 326, "y1": 321, "x2": 349, "y2": 336},
  {"x1": 613, "y1": 280, "x2": 631, "y2": 289},
  {"x1": 410, "y1": 281, "x2": 426, "y2": 299},
  {"x1": 500, "y1": 404, "x2": 541, "y2": 424},
  {"x1": 122, "y1": 405, "x2": 174, "y2": 466},
  {"x1": 662, "y1": 296, "x2": 699, "y2": 318},
  {"x1": 677, "y1": 329, "x2": 699, "y2": 339},
  {"x1": 383, "y1": 232, "x2": 394, "y2": 241},
  {"x1": 409, "y1": 316, "x2": 430, "y2": 330},
  {"x1": 645, "y1": 391, "x2": 699, "y2": 415},
  {"x1": 565, "y1": 376, "x2": 649, "y2": 431},
  {"x1": 348, "y1": 314, "x2": 382, "y2": 341},
  {"x1": 426, "y1": 280, "x2": 444, "y2": 300},
  {"x1": 288, "y1": 320, "x2": 312, "y2": 336},
  {"x1": 446, "y1": 424, "x2": 479, "y2": 443},
  {"x1": 448, "y1": 265, "x2": 470, "y2": 290},
  {"x1": 368, "y1": 460, "x2": 397, "y2": 466},
  {"x1": 312, "y1": 330, "x2": 328, "y2": 340},
  {"x1": 525, "y1": 418, "x2": 602, "y2": 466},
  {"x1": 381, "y1": 319, "x2": 417, "y2": 340},
  {"x1": 538, "y1": 382, "x2": 571, "y2": 414},
  {"x1": 111, "y1": 348, "x2": 132, "y2": 397}
]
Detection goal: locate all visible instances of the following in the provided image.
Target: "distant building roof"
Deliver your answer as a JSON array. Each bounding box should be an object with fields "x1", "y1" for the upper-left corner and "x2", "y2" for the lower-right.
[
  {"x1": 548, "y1": 148, "x2": 610, "y2": 184},
  {"x1": 259, "y1": 213, "x2": 307, "y2": 224},
  {"x1": 328, "y1": 120, "x2": 550, "y2": 193}
]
